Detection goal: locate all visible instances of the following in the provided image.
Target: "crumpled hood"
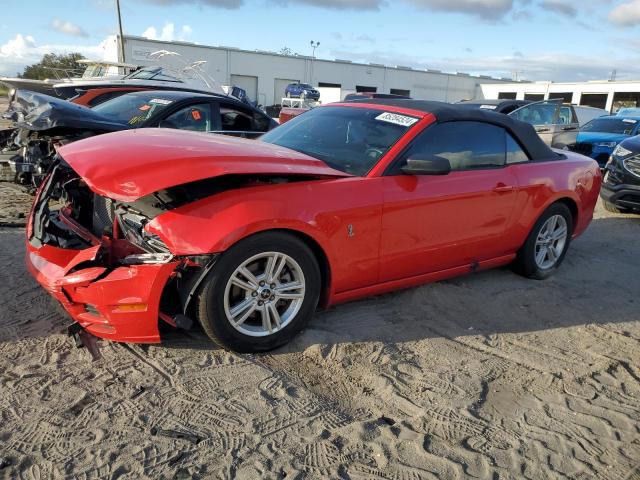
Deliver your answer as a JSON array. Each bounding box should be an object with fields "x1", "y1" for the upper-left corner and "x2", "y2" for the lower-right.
[
  {"x1": 57, "y1": 128, "x2": 351, "y2": 201},
  {"x1": 576, "y1": 132, "x2": 629, "y2": 144},
  {"x1": 4, "y1": 90, "x2": 129, "y2": 132}
]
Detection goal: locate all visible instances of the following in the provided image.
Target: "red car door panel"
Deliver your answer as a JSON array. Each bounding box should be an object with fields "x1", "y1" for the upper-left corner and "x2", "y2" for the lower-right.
[{"x1": 380, "y1": 168, "x2": 519, "y2": 281}]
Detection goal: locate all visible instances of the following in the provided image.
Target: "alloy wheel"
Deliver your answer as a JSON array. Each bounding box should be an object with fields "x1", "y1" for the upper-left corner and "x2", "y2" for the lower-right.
[
  {"x1": 534, "y1": 214, "x2": 568, "y2": 269},
  {"x1": 223, "y1": 252, "x2": 306, "y2": 337}
]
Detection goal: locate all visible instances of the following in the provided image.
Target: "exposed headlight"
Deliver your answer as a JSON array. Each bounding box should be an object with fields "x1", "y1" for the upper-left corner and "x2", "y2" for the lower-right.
[
  {"x1": 117, "y1": 208, "x2": 170, "y2": 254},
  {"x1": 121, "y1": 252, "x2": 173, "y2": 265},
  {"x1": 595, "y1": 142, "x2": 617, "y2": 148},
  {"x1": 612, "y1": 144, "x2": 633, "y2": 157},
  {"x1": 623, "y1": 157, "x2": 640, "y2": 178}
]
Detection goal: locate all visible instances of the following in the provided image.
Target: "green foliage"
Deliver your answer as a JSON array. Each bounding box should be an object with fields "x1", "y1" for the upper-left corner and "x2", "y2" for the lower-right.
[{"x1": 19, "y1": 53, "x2": 86, "y2": 80}]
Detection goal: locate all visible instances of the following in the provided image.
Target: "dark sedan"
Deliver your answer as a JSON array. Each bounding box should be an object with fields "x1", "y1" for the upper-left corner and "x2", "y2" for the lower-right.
[{"x1": 4, "y1": 90, "x2": 277, "y2": 185}]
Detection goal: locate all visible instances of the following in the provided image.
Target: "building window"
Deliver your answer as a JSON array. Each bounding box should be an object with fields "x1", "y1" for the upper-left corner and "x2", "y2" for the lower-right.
[
  {"x1": 356, "y1": 85, "x2": 377, "y2": 93},
  {"x1": 548, "y1": 92, "x2": 573, "y2": 103},
  {"x1": 498, "y1": 92, "x2": 517, "y2": 100},
  {"x1": 318, "y1": 82, "x2": 341, "y2": 88},
  {"x1": 611, "y1": 92, "x2": 640, "y2": 113},
  {"x1": 524, "y1": 93, "x2": 545, "y2": 101},
  {"x1": 580, "y1": 93, "x2": 608, "y2": 110},
  {"x1": 390, "y1": 88, "x2": 410, "y2": 97}
]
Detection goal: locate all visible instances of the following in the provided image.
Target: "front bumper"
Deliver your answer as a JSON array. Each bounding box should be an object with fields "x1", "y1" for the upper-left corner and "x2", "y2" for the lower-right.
[
  {"x1": 600, "y1": 181, "x2": 640, "y2": 210},
  {"x1": 26, "y1": 241, "x2": 179, "y2": 343}
]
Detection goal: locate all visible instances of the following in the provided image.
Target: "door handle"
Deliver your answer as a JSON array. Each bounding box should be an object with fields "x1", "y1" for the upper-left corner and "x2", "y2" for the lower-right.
[
  {"x1": 493, "y1": 183, "x2": 515, "y2": 193},
  {"x1": 562, "y1": 126, "x2": 577, "y2": 131},
  {"x1": 536, "y1": 128, "x2": 550, "y2": 133}
]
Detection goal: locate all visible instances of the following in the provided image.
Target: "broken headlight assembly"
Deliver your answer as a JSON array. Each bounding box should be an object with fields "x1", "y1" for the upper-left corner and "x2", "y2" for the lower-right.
[{"x1": 115, "y1": 206, "x2": 173, "y2": 264}]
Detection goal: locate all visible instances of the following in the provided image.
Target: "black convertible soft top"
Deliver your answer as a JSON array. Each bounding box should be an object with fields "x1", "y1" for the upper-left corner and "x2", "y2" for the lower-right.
[{"x1": 351, "y1": 99, "x2": 560, "y2": 161}]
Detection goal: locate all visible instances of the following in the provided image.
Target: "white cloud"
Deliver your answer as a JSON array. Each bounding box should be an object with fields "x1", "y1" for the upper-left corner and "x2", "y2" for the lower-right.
[
  {"x1": 0, "y1": 34, "x2": 37, "y2": 58},
  {"x1": 141, "y1": 23, "x2": 193, "y2": 41},
  {"x1": 0, "y1": 34, "x2": 117, "y2": 77},
  {"x1": 51, "y1": 19, "x2": 89, "y2": 38},
  {"x1": 608, "y1": 0, "x2": 640, "y2": 26}
]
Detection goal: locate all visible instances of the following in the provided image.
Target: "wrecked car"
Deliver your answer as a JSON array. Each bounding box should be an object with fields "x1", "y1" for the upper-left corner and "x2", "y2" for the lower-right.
[
  {"x1": 27, "y1": 100, "x2": 601, "y2": 352},
  {"x1": 2, "y1": 89, "x2": 277, "y2": 185}
]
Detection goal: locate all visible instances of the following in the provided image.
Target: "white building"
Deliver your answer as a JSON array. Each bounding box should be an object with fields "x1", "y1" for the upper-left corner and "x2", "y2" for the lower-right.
[
  {"x1": 481, "y1": 81, "x2": 640, "y2": 113},
  {"x1": 119, "y1": 35, "x2": 512, "y2": 107}
]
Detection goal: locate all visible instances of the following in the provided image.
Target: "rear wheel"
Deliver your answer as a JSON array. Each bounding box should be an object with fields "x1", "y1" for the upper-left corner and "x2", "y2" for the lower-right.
[
  {"x1": 514, "y1": 203, "x2": 573, "y2": 280},
  {"x1": 195, "y1": 232, "x2": 321, "y2": 352},
  {"x1": 602, "y1": 199, "x2": 630, "y2": 214}
]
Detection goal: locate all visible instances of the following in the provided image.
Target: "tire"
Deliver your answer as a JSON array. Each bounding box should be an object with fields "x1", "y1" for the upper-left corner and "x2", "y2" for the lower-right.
[
  {"x1": 514, "y1": 203, "x2": 573, "y2": 280},
  {"x1": 194, "y1": 232, "x2": 321, "y2": 352},
  {"x1": 602, "y1": 199, "x2": 630, "y2": 214}
]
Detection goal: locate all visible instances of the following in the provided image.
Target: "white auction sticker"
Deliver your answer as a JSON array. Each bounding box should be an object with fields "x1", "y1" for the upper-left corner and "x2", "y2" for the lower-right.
[
  {"x1": 622, "y1": 118, "x2": 637, "y2": 123},
  {"x1": 149, "y1": 98, "x2": 173, "y2": 105},
  {"x1": 479, "y1": 105, "x2": 497, "y2": 110},
  {"x1": 375, "y1": 112, "x2": 419, "y2": 127}
]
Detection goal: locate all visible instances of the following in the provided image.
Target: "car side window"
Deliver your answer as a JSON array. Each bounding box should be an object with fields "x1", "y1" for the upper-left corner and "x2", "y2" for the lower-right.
[
  {"x1": 558, "y1": 106, "x2": 573, "y2": 125},
  {"x1": 161, "y1": 103, "x2": 212, "y2": 132},
  {"x1": 506, "y1": 133, "x2": 530, "y2": 164},
  {"x1": 511, "y1": 103, "x2": 557, "y2": 125},
  {"x1": 218, "y1": 103, "x2": 265, "y2": 132},
  {"x1": 391, "y1": 121, "x2": 507, "y2": 173}
]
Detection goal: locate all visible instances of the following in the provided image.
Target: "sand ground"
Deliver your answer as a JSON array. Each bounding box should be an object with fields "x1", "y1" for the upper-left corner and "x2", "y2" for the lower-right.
[{"x1": 0, "y1": 197, "x2": 638, "y2": 479}]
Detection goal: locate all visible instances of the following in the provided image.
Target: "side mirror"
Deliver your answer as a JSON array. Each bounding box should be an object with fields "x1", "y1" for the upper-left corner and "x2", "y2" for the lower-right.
[{"x1": 401, "y1": 155, "x2": 451, "y2": 176}]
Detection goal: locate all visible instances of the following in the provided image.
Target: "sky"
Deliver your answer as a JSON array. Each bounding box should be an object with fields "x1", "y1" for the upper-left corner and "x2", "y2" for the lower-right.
[{"x1": 1, "y1": 0, "x2": 640, "y2": 82}]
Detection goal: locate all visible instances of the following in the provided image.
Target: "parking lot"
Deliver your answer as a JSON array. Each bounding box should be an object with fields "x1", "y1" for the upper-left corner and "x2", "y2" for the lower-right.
[{"x1": 0, "y1": 199, "x2": 638, "y2": 479}]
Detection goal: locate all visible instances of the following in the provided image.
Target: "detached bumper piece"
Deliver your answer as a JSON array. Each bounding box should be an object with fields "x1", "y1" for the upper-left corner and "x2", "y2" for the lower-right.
[
  {"x1": 26, "y1": 242, "x2": 180, "y2": 343},
  {"x1": 67, "y1": 323, "x2": 103, "y2": 361}
]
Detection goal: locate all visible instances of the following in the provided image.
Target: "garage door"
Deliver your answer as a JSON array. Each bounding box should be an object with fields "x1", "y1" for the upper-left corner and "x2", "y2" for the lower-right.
[
  {"x1": 230, "y1": 74, "x2": 258, "y2": 102},
  {"x1": 274, "y1": 78, "x2": 298, "y2": 105}
]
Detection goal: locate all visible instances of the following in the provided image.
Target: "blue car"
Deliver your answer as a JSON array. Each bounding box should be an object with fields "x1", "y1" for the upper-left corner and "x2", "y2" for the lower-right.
[
  {"x1": 570, "y1": 115, "x2": 640, "y2": 167},
  {"x1": 284, "y1": 82, "x2": 320, "y2": 101}
]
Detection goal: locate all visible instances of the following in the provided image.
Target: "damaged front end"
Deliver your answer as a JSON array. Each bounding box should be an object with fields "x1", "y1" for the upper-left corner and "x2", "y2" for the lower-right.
[{"x1": 26, "y1": 157, "x2": 215, "y2": 343}]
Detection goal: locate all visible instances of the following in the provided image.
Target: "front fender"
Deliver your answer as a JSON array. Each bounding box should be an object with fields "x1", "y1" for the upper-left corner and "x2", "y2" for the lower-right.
[{"x1": 145, "y1": 177, "x2": 384, "y2": 295}]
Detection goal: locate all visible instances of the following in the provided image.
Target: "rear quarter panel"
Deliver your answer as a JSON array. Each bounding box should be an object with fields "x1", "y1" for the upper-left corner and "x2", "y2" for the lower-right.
[
  {"x1": 509, "y1": 152, "x2": 601, "y2": 249},
  {"x1": 147, "y1": 176, "x2": 385, "y2": 294}
]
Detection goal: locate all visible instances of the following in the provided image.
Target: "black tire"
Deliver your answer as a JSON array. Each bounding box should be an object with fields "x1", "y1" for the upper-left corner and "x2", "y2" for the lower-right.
[
  {"x1": 194, "y1": 232, "x2": 321, "y2": 352},
  {"x1": 602, "y1": 199, "x2": 630, "y2": 214},
  {"x1": 514, "y1": 202, "x2": 573, "y2": 280}
]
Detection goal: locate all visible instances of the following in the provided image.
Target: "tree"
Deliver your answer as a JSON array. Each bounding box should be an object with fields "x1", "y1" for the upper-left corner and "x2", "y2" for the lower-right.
[
  {"x1": 279, "y1": 47, "x2": 294, "y2": 56},
  {"x1": 19, "y1": 53, "x2": 86, "y2": 80}
]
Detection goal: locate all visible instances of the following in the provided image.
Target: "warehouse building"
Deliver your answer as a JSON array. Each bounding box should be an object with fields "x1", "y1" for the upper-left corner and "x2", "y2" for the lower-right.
[
  {"x1": 481, "y1": 80, "x2": 640, "y2": 113},
  {"x1": 119, "y1": 35, "x2": 512, "y2": 107}
]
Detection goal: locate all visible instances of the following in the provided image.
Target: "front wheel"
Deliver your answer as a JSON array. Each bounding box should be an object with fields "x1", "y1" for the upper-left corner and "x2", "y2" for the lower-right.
[
  {"x1": 514, "y1": 203, "x2": 573, "y2": 280},
  {"x1": 195, "y1": 232, "x2": 321, "y2": 352}
]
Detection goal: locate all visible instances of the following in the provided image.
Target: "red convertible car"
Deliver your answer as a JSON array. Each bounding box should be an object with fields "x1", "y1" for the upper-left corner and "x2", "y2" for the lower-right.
[{"x1": 26, "y1": 100, "x2": 601, "y2": 352}]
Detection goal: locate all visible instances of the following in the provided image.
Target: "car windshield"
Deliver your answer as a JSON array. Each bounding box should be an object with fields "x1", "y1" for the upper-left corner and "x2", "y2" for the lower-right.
[
  {"x1": 299, "y1": 84, "x2": 313, "y2": 89},
  {"x1": 260, "y1": 106, "x2": 417, "y2": 175},
  {"x1": 92, "y1": 92, "x2": 176, "y2": 126},
  {"x1": 581, "y1": 118, "x2": 638, "y2": 135}
]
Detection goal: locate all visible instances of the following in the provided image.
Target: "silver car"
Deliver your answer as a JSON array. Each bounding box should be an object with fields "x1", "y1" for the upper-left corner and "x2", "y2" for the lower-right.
[{"x1": 510, "y1": 100, "x2": 607, "y2": 148}]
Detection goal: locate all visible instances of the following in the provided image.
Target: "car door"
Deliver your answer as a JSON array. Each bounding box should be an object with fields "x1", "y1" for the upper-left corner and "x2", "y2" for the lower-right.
[
  {"x1": 212, "y1": 101, "x2": 272, "y2": 139},
  {"x1": 379, "y1": 121, "x2": 520, "y2": 282},
  {"x1": 510, "y1": 100, "x2": 561, "y2": 146}
]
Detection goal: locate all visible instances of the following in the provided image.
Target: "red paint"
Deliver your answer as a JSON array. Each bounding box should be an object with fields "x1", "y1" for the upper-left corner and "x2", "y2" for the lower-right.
[
  {"x1": 29, "y1": 103, "x2": 602, "y2": 344},
  {"x1": 70, "y1": 87, "x2": 149, "y2": 106},
  {"x1": 57, "y1": 128, "x2": 350, "y2": 201}
]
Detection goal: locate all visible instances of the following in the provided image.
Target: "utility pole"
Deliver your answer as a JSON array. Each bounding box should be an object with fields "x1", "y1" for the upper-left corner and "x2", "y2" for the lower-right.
[
  {"x1": 310, "y1": 40, "x2": 320, "y2": 85},
  {"x1": 116, "y1": 0, "x2": 126, "y2": 63}
]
